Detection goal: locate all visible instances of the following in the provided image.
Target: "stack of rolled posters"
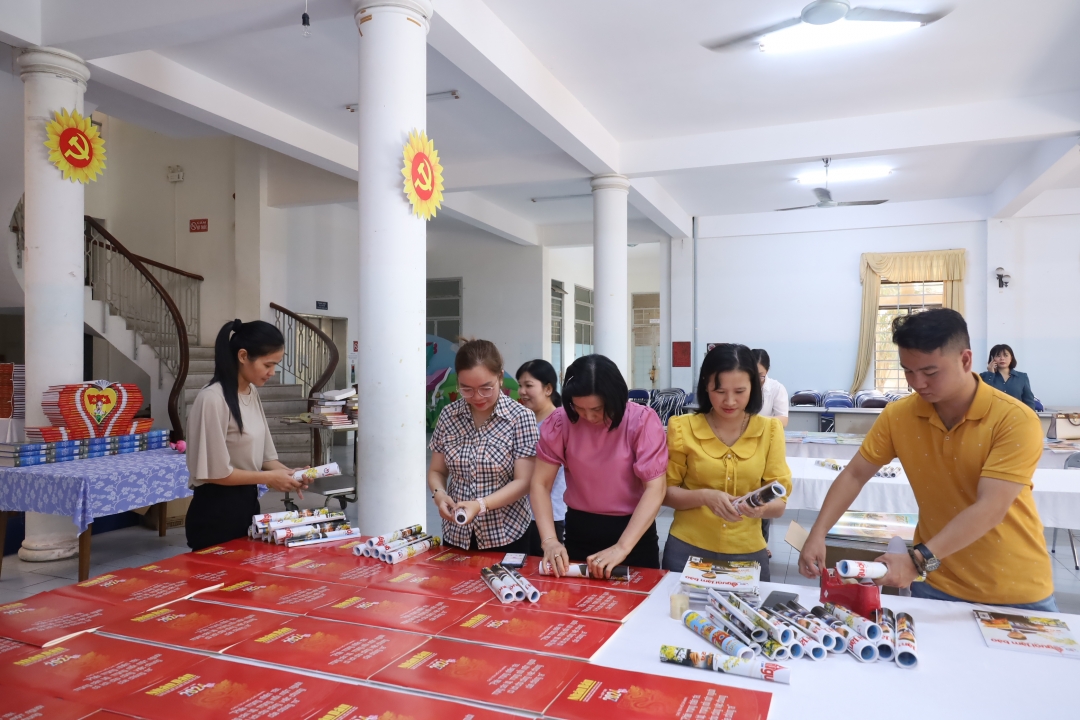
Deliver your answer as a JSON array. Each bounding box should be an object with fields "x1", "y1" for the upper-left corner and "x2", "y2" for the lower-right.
[
  {"x1": 681, "y1": 610, "x2": 754, "y2": 660},
  {"x1": 362, "y1": 533, "x2": 434, "y2": 560},
  {"x1": 894, "y1": 612, "x2": 918, "y2": 668},
  {"x1": 384, "y1": 535, "x2": 440, "y2": 564},
  {"x1": 363, "y1": 525, "x2": 424, "y2": 550},
  {"x1": 837, "y1": 560, "x2": 888, "y2": 580},
  {"x1": 292, "y1": 462, "x2": 341, "y2": 482},
  {"x1": 507, "y1": 567, "x2": 541, "y2": 602},
  {"x1": 249, "y1": 508, "x2": 343, "y2": 541},
  {"x1": 823, "y1": 602, "x2": 883, "y2": 642},
  {"x1": 810, "y1": 606, "x2": 879, "y2": 662},
  {"x1": 772, "y1": 603, "x2": 843, "y2": 654},
  {"x1": 733, "y1": 481, "x2": 786, "y2": 515},
  {"x1": 660, "y1": 645, "x2": 790, "y2": 684},
  {"x1": 711, "y1": 590, "x2": 794, "y2": 649},
  {"x1": 871, "y1": 607, "x2": 896, "y2": 661},
  {"x1": 481, "y1": 566, "x2": 518, "y2": 603},
  {"x1": 273, "y1": 519, "x2": 351, "y2": 545},
  {"x1": 537, "y1": 561, "x2": 631, "y2": 580},
  {"x1": 759, "y1": 608, "x2": 827, "y2": 660}
]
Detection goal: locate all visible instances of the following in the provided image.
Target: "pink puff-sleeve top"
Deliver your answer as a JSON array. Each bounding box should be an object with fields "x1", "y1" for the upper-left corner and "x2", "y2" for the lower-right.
[{"x1": 536, "y1": 402, "x2": 668, "y2": 516}]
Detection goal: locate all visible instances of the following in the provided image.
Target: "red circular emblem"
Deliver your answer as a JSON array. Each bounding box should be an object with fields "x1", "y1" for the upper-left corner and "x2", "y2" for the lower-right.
[
  {"x1": 59, "y1": 127, "x2": 93, "y2": 168},
  {"x1": 410, "y1": 152, "x2": 435, "y2": 201}
]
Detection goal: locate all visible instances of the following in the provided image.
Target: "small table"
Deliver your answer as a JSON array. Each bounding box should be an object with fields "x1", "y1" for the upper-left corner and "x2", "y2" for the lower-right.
[{"x1": 0, "y1": 448, "x2": 190, "y2": 581}]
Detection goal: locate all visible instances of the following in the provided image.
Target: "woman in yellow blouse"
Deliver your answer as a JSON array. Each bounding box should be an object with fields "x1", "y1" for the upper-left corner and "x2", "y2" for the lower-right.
[{"x1": 663, "y1": 343, "x2": 792, "y2": 579}]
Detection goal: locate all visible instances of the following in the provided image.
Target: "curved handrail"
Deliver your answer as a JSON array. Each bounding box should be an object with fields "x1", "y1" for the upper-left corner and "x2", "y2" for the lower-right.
[
  {"x1": 84, "y1": 217, "x2": 190, "y2": 441},
  {"x1": 269, "y1": 303, "x2": 340, "y2": 400},
  {"x1": 87, "y1": 238, "x2": 205, "y2": 281}
]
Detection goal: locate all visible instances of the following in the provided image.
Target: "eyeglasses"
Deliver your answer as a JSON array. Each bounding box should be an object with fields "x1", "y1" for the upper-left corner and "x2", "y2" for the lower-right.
[{"x1": 459, "y1": 385, "x2": 497, "y2": 399}]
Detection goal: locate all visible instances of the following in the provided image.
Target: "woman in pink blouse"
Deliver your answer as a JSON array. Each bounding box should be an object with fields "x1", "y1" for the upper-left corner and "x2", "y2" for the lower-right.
[{"x1": 530, "y1": 354, "x2": 668, "y2": 575}]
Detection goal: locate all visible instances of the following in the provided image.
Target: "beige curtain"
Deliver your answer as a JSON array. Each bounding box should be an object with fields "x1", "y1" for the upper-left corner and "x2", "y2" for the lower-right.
[{"x1": 850, "y1": 249, "x2": 966, "y2": 393}]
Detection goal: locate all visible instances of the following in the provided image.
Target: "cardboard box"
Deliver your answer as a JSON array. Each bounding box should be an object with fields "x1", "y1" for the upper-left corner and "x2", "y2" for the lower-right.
[{"x1": 135, "y1": 496, "x2": 191, "y2": 530}]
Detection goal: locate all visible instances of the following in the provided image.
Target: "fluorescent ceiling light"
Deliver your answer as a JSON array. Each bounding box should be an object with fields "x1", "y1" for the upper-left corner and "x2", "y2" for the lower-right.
[
  {"x1": 759, "y1": 19, "x2": 921, "y2": 54},
  {"x1": 797, "y1": 166, "x2": 892, "y2": 184}
]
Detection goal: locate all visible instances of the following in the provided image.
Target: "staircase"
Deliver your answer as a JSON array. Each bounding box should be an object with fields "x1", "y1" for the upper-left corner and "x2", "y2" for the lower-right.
[{"x1": 183, "y1": 346, "x2": 314, "y2": 468}]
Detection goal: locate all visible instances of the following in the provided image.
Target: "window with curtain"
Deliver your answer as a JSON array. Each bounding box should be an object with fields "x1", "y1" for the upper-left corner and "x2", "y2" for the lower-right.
[{"x1": 875, "y1": 281, "x2": 944, "y2": 392}]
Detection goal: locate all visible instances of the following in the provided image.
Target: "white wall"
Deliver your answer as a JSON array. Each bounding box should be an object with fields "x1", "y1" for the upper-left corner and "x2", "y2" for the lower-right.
[{"x1": 694, "y1": 221, "x2": 988, "y2": 395}]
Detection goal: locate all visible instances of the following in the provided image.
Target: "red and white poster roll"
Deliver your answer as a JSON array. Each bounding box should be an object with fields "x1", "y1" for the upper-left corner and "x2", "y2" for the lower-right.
[
  {"x1": 293, "y1": 461, "x2": 340, "y2": 482},
  {"x1": 895, "y1": 611, "x2": 918, "y2": 668},
  {"x1": 837, "y1": 560, "x2": 888, "y2": 579},
  {"x1": 366, "y1": 524, "x2": 424, "y2": 547}
]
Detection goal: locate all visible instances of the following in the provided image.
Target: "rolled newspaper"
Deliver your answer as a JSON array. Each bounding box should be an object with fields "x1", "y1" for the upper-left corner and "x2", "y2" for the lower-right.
[
  {"x1": 704, "y1": 606, "x2": 761, "y2": 655},
  {"x1": 508, "y1": 568, "x2": 542, "y2": 602},
  {"x1": 378, "y1": 534, "x2": 432, "y2": 562},
  {"x1": 385, "y1": 536, "x2": 440, "y2": 564},
  {"x1": 480, "y1": 567, "x2": 516, "y2": 603},
  {"x1": 492, "y1": 565, "x2": 526, "y2": 601},
  {"x1": 760, "y1": 639, "x2": 790, "y2": 660},
  {"x1": 293, "y1": 462, "x2": 340, "y2": 482},
  {"x1": 762, "y1": 608, "x2": 826, "y2": 660},
  {"x1": 252, "y1": 507, "x2": 334, "y2": 528},
  {"x1": 771, "y1": 605, "x2": 836, "y2": 651},
  {"x1": 871, "y1": 607, "x2": 896, "y2": 662},
  {"x1": 786, "y1": 602, "x2": 845, "y2": 653},
  {"x1": 708, "y1": 590, "x2": 768, "y2": 643},
  {"x1": 734, "y1": 481, "x2": 787, "y2": 514},
  {"x1": 837, "y1": 560, "x2": 888, "y2": 580},
  {"x1": 366, "y1": 524, "x2": 423, "y2": 547},
  {"x1": 285, "y1": 527, "x2": 360, "y2": 548},
  {"x1": 538, "y1": 561, "x2": 630, "y2": 580},
  {"x1": 682, "y1": 611, "x2": 754, "y2": 660},
  {"x1": 894, "y1": 612, "x2": 918, "y2": 668},
  {"x1": 659, "y1": 645, "x2": 790, "y2": 684},
  {"x1": 273, "y1": 521, "x2": 349, "y2": 544},
  {"x1": 716, "y1": 590, "x2": 793, "y2": 646},
  {"x1": 823, "y1": 602, "x2": 882, "y2": 641},
  {"x1": 812, "y1": 608, "x2": 878, "y2": 662}
]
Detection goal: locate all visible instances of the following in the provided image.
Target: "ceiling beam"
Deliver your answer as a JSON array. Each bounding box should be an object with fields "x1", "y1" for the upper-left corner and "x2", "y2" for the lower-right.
[
  {"x1": 621, "y1": 91, "x2": 1080, "y2": 177},
  {"x1": 628, "y1": 177, "x2": 692, "y2": 239},
  {"x1": 989, "y1": 136, "x2": 1080, "y2": 218},
  {"x1": 441, "y1": 191, "x2": 539, "y2": 246}
]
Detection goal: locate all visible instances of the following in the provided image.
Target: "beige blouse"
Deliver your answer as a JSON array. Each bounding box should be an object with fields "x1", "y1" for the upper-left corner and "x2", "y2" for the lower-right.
[{"x1": 186, "y1": 382, "x2": 278, "y2": 488}]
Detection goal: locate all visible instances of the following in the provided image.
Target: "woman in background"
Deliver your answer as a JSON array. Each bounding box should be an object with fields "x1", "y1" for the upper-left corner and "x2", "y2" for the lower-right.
[
  {"x1": 516, "y1": 359, "x2": 567, "y2": 555},
  {"x1": 428, "y1": 340, "x2": 538, "y2": 553},
  {"x1": 752, "y1": 348, "x2": 788, "y2": 428},
  {"x1": 981, "y1": 344, "x2": 1036, "y2": 410},
  {"x1": 663, "y1": 344, "x2": 791, "y2": 579},
  {"x1": 185, "y1": 320, "x2": 308, "y2": 550},
  {"x1": 531, "y1": 354, "x2": 668, "y2": 576}
]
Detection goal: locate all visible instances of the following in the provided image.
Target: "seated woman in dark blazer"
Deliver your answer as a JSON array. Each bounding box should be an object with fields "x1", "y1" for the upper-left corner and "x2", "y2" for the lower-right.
[{"x1": 980, "y1": 344, "x2": 1036, "y2": 410}]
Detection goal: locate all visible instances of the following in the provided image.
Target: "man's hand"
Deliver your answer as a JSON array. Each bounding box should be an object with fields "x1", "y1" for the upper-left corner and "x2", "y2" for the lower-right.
[
  {"x1": 798, "y1": 533, "x2": 827, "y2": 579},
  {"x1": 702, "y1": 490, "x2": 742, "y2": 522},
  {"x1": 875, "y1": 551, "x2": 921, "y2": 588}
]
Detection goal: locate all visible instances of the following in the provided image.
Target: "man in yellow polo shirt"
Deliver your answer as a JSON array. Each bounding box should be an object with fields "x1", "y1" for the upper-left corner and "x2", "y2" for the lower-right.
[{"x1": 799, "y1": 308, "x2": 1055, "y2": 611}]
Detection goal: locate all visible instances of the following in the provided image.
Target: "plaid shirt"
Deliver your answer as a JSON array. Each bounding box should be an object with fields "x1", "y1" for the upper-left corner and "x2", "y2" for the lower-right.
[{"x1": 430, "y1": 393, "x2": 539, "y2": 550}]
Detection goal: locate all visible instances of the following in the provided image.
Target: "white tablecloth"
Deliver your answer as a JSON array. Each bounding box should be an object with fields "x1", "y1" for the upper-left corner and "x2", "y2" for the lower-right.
[
  {"x1": 594, "y1": 572, "x2": 1080, "y2": 720},
  {"x1": 786, "y1": 441, "x2": 1071, "y2": 469},
  {"x1": 786, "y1": 456, "x2": 1080, "y2": 529}
]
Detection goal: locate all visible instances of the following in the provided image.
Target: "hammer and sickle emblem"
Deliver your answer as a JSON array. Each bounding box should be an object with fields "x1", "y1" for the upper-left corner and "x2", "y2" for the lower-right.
[
  {"x1": 415, "y1": 158, "x2": 433, "y2": 192},
  {"x1": 64, "y1": 133, "x2": 91, "y2": 161}
]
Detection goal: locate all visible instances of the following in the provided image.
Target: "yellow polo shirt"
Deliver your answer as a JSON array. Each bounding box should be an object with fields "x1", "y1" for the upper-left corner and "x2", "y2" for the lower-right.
[
  {"x1": 667, "y1": 414, "x2": 792, "y2": 554},
  {"x1": 860, "y1": 375, "x2": 1051, "y2": 605}
]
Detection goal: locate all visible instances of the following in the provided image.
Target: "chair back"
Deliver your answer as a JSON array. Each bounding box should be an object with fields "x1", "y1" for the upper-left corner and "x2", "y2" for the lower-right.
[
  {"x1": 628, "y1": 389, "x2": 650, "y2": 405},
  {"x1": 649, "y1": 388, "x2": 687, "y2": 425},
  {"x1": 823, "y1": 391, "x2": 855, "y2": 409},
  {"x1": 790, "y1": 390, "x2": 822, "y2": 407},
  {"x1": 1065, "y1": 452, "x2": 1080, "y2": 470}
]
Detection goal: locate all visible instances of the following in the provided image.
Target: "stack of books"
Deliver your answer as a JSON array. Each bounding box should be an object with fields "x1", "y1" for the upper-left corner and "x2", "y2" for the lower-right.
[
  {"x1": 679, "y1": 556, "x2": 762, "y2": 607},
  {"x1": 2, "y1": 429, "x2": 170, "y2": 467},
  {"x1": 310, "y1": 387, "x2": 356, "y2": 428},
  {"x1": 0, "y1": 363, "x2": 25, "y2": 420}
]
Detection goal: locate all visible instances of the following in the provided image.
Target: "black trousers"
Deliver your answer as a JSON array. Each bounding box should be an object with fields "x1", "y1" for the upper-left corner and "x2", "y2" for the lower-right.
[
  {"x1": 186, "y1": 483, "x2": 260, "y2": 551},
  {"x1": 460, "y1": 531, "x2": 531, "y2": 555},
  {"x1": 564, "y1": 507, "x2": 660, "y2": 569},
  {"x1": 525, "y1": 519, "x2": 565, "y2": 557}
]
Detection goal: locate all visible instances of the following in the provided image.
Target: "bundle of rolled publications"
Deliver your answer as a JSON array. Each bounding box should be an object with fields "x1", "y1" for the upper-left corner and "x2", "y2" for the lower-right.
[
  {"x1": 537, "y1": 561, "x2": 630, "y2": 581},
  {"x1": 352, "y1": 525, "x2": 441, "y2": 563},
  {"x1": 248, "y1": 508, "x2": 353, "y2": 546},
  {"x1": 809, "y1": 602, "x2": 917, "y2": 668},
  {"x1": 816, "y1": 458, "x2": 902, "y2": 478},
  {"x1": 480, "y1": 564, "x2": 541, "y2": 603},
  {"x1": 292, "y1": 462, "x2": 340, "y2": 482},
  {"x1": 733, "y1": 481, "x2": 786, "y2": 515},
  {"x1": 679, "y1": 557, "x2": 761, "y2": 606},
  {"x1": 660, "y1": 644, "x2": 790, "y2": 684}
]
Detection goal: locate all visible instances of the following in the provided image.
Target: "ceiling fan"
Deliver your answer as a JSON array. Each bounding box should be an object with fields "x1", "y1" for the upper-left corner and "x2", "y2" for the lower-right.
[
  {"x1": 776, "y1": 159, "x2": 889, "y2": 211},
  {"x1": 703, "y1": 0, "x2": 949, "y2": 52}
]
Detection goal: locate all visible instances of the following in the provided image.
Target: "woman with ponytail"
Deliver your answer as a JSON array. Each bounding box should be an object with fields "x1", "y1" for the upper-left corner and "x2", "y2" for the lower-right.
[
  {"x1": 185, "y1": 319, "x2": 307, "y2": 550},
  {"x1": 516, "y1": 359, "x2": 567, "y2": 555}
]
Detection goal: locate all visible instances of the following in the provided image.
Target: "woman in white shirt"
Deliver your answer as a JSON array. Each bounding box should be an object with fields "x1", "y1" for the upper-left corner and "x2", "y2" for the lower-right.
[
  {"x1": 752, "y1": 349, "x2": 788, "y2": 428},
  {"x1": 516, "y1": 359, "x2": 567, "y2": 555}
]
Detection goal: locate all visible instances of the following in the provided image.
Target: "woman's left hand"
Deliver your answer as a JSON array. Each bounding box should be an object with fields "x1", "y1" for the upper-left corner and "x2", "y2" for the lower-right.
[
  {"x1": 454, "y1": 500, "x2": 481, "y2": 525},
  {"x1": 738, "y1": 498, "x2": 780, "y2": 520},
  {"x1": 587, "y1": 543, "x2": 630, "y2": 579}
]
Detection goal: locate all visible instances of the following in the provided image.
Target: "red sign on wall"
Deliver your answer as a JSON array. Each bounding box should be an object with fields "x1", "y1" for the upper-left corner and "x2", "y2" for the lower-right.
[
  {"x1": 189, "y1": 218, "x2": 208, "y2": 232},
  {"x1": 672, "y1": 341, "x2": 691, "y2": 368}
]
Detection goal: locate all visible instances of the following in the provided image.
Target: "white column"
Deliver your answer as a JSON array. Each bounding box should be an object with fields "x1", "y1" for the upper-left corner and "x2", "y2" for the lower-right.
[
  {"x1": 354, "y1": 0, "x2": 431, "y2": 534},
  {"x1": 658, "y1": 236, "x2": 673, "y2": 389},
  {"x1": 18, "y1": 48, "x2": 90, "y2": 561},
  {"x1": 591, "y1": 174, "x2": 630, "y2": 377}
]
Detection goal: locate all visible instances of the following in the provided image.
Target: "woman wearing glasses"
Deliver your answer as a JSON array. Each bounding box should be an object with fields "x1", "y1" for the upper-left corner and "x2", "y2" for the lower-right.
[
  {"x1": 427, "y1": 339, "x2": 539, "y2": 553},
  {"x1": 530, "y1": 354, "x2": 669, "y2": 576}
]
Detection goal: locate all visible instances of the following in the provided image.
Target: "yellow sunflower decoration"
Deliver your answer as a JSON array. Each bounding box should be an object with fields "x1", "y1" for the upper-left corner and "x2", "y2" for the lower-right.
[
  {"x1": 44, "y1": 109, "x2": 106, "y2": 183},
  {"x1": 401, "y1": 129, "x2": 444, "y2": 220}
]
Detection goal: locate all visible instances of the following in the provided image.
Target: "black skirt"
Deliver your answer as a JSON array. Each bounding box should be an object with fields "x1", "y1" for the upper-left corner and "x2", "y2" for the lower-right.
[
  {"x1": 563, "y1": 507, "x2": 660, "y2": 569},
  {"x1": 185, "y1": 483, "x2": 260, "y2": 551}
]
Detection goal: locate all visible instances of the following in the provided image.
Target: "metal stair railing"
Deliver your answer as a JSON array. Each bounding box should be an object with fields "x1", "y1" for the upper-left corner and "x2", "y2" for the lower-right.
[{"x1": 84, "y1": 217, "x2": 201, "y2": 440}]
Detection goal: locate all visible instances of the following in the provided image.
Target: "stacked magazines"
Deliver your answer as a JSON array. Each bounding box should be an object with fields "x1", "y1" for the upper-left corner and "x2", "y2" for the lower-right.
[
  {"x1": 679, "y1": 556, "x2": 761, "y2": 607},
  {"x1": 0, "y1": 429, "x2": 170, "y2": 467}
]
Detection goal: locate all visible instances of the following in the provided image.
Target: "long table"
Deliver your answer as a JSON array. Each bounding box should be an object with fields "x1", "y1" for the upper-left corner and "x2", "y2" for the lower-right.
[
  {"x1": 787, "y1": 441, "x2": 1074, "y2": 469},
  {"x1": 594, "y1": 572, "x2": 1078, "y2": 719}
]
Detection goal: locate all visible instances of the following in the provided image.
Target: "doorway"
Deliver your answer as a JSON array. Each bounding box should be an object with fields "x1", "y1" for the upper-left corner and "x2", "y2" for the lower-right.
[
  {"x1": 298, "y1": 314, "x2": 349, "y2": 391},
  {"x1": 632, "y1": 293, "x2": 660, "y2": 390}
]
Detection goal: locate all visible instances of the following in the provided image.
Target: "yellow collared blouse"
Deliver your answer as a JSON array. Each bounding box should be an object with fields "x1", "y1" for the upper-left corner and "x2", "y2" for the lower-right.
[{"x1": 666, "y1": 413, "x2": 792, "y2": 555}]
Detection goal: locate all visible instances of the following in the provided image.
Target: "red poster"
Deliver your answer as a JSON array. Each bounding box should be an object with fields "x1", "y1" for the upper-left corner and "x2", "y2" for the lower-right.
[
  {"x1": 0, "y1": 592, "x2": 132, "y2": 647},
  {"x1": 415, "y1": 549, "x2": 508, "y2": 571},
  {"x1": 0, "y1": 684, "x2": 99, "y2": 720},
  {"x1": 371, "y1": 637, "x2": 582, "y2": 714},
  {"x1": 526, "y1": 579, "x2": 646, "y2": 623},
  {"x1": 53, "y1": 568, "x2": 220, "y2": 610},
  {"x1": 269, "y1": 554, "x2": 396, "y2": 587},
  {"x1": 367, "y1": 567, "x2": 496, "y2": 602},
  {"x1": 438, "y1": 603, "x2": 620, "y2": 661},
  {"x1": 672, "y1": 341, "x2": 691, "y2": 368},
  {"x1": 303, "y1": 683, "x2": 532, "y2": 720},
  {"x1": 0, "y1": 634, "x2": 200, "y2": 706},
  {"x1": 308, "y1": 587, "x2": 483, "y2": 635},
  {"x1": 133, "y1": 555, "x2": 252, "y2": 585},
  {"x1": 187, "y1": 539, "x2": 293, "y2": 569},
  {"x1": 100, "y1": 599, "x2": 286, "y2": 652},
  {"x1": 107, "y1": 658, "x2": 337, "y2": 720},
  {"x1": 545, "y1": 665, "x2": 773, "y2": 720},
  {"x1": 0, "y1": 636, "x2": 29, "y2": 657},
  {"x1": 523, "y1": 564, "x2": 668, "y2": 594},
  {"x1": 223, "y1": 615, "x2": 426, "y2": 680},
  {"x1": 194, "y1": 574, "x2": 352, "y2": 615},
  {"x1": 306, "y1": 537, "x2": 370, "y2": 556}
]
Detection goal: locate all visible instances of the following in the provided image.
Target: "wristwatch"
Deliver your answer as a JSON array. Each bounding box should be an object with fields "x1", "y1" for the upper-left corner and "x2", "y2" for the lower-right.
[{"x1": 911, "y1": 543, "x2": 941, "y2": 574}]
